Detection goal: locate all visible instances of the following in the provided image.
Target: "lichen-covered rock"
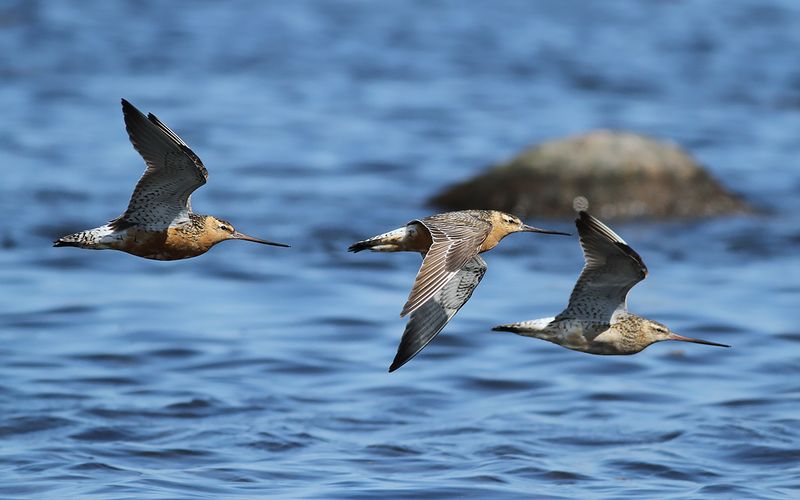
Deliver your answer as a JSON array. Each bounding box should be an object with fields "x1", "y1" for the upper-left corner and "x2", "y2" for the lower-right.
[{"x1": 429, "y1": 130, "x2": 752, "y2": 220}]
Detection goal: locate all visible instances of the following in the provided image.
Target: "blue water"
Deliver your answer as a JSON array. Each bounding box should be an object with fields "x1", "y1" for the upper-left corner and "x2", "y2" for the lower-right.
[{"x1": 1, "y1": 1, "x2": 799, "y2": 498}]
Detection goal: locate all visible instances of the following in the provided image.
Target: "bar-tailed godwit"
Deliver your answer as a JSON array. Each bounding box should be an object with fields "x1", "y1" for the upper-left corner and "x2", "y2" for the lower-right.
[
  {"x1": 349, "y1": 210, "x2": 569, "y2": 371},
  {"x1": 54, "y1": 99, "x2": 288, "y2": 260},
  {"x1": 493, "y1": 211, "x2": 730, "y2": 354}
]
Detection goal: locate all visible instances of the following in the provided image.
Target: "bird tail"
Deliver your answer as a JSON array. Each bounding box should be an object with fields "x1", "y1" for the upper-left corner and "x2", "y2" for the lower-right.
[
  {"x1": 492, "y1": 317, "x2": 556, "y2": 335},
  {"x1": 348, "y1": 227, "x2": 407, "y2": 253},
  {"x1": 53, "y1": 231, "x2": 90, "y2": 248},
  {"x1": 53, "y1": 237, "x2": 82, "y2": 248},
  {"x1": 53, "y1": 225, "x2": 114, "y2": 249},
  {"x1": 492, "y1": 323, "x2": 524, "y2": 333},
  {"x1": 347, "y1": 239, "x2": 376, "y2": 253}
]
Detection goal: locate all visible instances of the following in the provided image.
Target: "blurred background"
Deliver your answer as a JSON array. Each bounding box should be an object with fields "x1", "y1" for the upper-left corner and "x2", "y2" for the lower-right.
[{"x1": 0, "y1": 1, "x2": 798, "y2": 497}]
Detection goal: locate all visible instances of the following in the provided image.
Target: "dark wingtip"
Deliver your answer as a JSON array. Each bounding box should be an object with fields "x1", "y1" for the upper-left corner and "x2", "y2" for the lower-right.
[
  {"x1": 120, "y1": 98, "x2": 148, "y2": 127},
  {"x1": 575, "y1": 210, "x2": 647, "y2": 274},
  {"x1": 121, "y1": 99, "x2": 157, "y2": 129},
  {"x1": 120, "y1": 98, "x2": 138, "y2": 115},
  {"x1": 388, "y1": 343, "x2": 416, "y2": 372},
  {"x1": 576, "y1": 210, "x2": 608, "y2": 234},
  {"x1": 388, "y1": 355, "x2": 408, "y2": 373},
  {"x1": 388, "y1": 311, "x2": 448, "y2": 372},
  {"x1": 387, "y1": 327, "x2": 426, "y2": 372}
]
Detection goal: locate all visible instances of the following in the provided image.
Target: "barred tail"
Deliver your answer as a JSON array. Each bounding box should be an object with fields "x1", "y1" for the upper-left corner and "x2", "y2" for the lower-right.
[
  {"x1": 53, "y1": 231, "x2": 91, "y2": 248},
  {"x1": 492, "y1": 323, "x2": 525, "y2": 333},
  {"x1": 348, "y1": 227, "x2": 408, "y2": 253},
  {"x1": 53, "y1": 236, "x2": 83, "y2": 248},
  {"x1": 492, "y1": 317, "x2": 556, "y2": 335},
  {"x1": 53, "y1": 225, "x2": 115, "y2": 249},
  {"x1": 347, "y1": 239, "x2": 376, "y2": 253}
]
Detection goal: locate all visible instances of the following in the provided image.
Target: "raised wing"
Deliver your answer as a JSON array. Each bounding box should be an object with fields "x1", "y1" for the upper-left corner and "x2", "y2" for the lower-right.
[
  {"x1": 556, "y1": 211, "x2": 648, "y2": 322},
  {"x1": 111, "y1": 99, "x2": 209, "y2": 230},
  {"x1": 400, "y1": 212, "x2": 491, "y2": 317},
  {"x1": 390, "y1": 255, "x2": 487, "y2": 372}
]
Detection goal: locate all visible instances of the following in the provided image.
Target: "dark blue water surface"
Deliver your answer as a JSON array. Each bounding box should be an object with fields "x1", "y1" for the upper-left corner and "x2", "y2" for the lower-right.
[{"x1": 1, "y1": 1, "x2": 799, "y2": 498}]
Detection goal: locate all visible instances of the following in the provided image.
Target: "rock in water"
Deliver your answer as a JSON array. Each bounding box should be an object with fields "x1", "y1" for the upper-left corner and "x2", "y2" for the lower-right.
[{"x1": 429, "y1": 130, "x2": 751, "y2": 220}]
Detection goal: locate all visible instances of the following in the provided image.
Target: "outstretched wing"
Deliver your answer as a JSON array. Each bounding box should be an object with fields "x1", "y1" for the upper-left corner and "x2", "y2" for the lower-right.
[
  {"x1": 556, "y1": 211, "x2": 648, "y2": 322},
  {"x1": 400, "y1": 212, "x2": 490, "y2": 317},
  {"x1": 112, "y1": 99, "x2": 208, "y2": 230},
  {"x1": 390, "y1": 255, "x2": 487, "y2": 372}
]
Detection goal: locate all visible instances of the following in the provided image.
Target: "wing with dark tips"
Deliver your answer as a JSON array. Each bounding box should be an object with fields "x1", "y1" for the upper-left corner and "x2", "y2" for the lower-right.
[
  {"x1": 390, "y1": 255, "x2": 487, "y2": 372},
  {"x1": 557, "y1": 211, "x2": 648, "y2": 322},
  {"x1": 400, "y1": 212, "x2": 490, "y2": 317},
  {"x1": 112, "y1": 99, "x2": 208, "y2": 230}
]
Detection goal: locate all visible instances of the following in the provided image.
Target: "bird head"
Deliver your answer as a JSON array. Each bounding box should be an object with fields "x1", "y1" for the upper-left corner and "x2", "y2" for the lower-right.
[
  {"x1": 643, "y1": 319, "x2": 730, "y2": 349},
  {"x1": 492, "y1": 211, "x2": 571, "y2": 237},
  {"x1": 205, "y1": 216, "x2": 289, "y2": 248}
]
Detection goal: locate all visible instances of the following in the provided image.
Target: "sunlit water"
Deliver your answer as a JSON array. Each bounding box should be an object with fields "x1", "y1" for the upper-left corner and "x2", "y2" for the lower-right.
[{"x1": 1, "y1": 1, "x2": 799, "y2": 498}]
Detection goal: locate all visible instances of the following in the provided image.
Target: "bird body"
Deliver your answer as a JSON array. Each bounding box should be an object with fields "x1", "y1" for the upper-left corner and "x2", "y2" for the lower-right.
[
  {"x1": 493, "y1": 211, "x2": 729, "y2": 354},
  {"x1": 496, "y1": 313, "x2": 676, "y2": 355},
  {"x1": 54, "y1": 99, "x2": 288, "y2": 260},
  {"x1": 350, "y1": 209, "x2": 569, "y2": 371},
  {"x1": 57, "y1": 213, "x2": 249, "y2": 260}
]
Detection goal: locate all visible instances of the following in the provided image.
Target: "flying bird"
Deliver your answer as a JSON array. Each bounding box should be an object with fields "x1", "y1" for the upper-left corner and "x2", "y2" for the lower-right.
[
  {"x1": 493, "y1": 211, "x2": 730, "y2": 354},
  {"x1": 349, "y1": 210, "x2": 569, "y2": 371},
  {"x1": 54, "y1": 99, "x2": 288, "y2": 260}
]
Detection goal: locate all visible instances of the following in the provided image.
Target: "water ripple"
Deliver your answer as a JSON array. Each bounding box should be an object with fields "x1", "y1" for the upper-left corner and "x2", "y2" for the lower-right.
[{"x1": 0, "y1": 0, "x2": 797, "y2": 497}]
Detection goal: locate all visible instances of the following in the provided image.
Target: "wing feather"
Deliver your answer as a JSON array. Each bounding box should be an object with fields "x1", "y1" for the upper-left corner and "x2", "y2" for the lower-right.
[
  {"x1": 390, "y1": 255, "x2": 487, "y2": 371},
  {"x1": 556, "y1": 211, "x2": 647, "y2": 322},
  {"x1": 400, "y1": 213, "x2": 491, "y2": 317},
  {"x1": 111, "y1": 99, "x2": 208, "y2": 230}
]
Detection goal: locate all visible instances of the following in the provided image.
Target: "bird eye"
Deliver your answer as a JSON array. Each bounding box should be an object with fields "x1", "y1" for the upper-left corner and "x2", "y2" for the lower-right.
[{"x1": 219, "y1": 225, "x2": 230, "y2": 231}]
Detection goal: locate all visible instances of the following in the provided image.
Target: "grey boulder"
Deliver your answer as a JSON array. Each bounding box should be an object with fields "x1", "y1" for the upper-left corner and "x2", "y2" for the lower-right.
[{"x1": 429, "y1": 130, "x2": 751, "y2": 220}]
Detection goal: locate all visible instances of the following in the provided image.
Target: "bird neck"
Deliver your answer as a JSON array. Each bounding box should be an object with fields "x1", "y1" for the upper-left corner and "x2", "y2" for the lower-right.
[
  {"x1": 479, "y1": 226, "x2": 509, "y2": 252},
  {"x1": 608, "y1": 315, "x2": 650, "y2": 354}
]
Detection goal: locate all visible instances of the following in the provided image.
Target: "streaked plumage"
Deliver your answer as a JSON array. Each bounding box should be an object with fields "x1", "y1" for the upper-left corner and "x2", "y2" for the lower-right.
[
  {"x1": 111, "y1": 98, "x2": 209, "y2": 231},
  {"x1": 493, "y1": 211, "x2": 730, "y2": 354},
  {"x1": 349, "y1": 209, "x2": 569, "y2": 371},
  {"x1": 54, "y1": 99, "x2": 288, "y2": 260},
  {"x1": 392, "y1": 255, "x2": 486, "y2": 372}
]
